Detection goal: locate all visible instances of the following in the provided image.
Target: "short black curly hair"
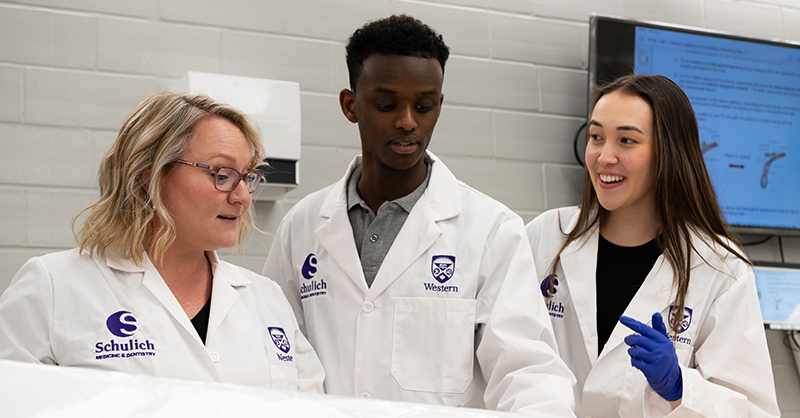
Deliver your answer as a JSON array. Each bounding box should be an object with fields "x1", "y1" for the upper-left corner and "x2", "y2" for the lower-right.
[{"x1": 345, "y1": 15, "x2": 450, "y2": 91}]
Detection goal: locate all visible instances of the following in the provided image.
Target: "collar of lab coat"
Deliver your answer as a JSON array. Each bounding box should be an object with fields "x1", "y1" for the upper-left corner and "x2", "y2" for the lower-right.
[
  {"x1": 559, "y1": 209, "x2": 724, "y2": 364},
  {"x1": 318, "y1": 151, "x2": 460, "y2": 220},
  {"x1": 104, "y1": 251, "x2": 251, "y2": 286},
  {"x1": 103, "y1": 251, "x2": 250, "y2": 347},
  {"x1": 314, "y1": 151, "x2": 461, "y2": 297}
]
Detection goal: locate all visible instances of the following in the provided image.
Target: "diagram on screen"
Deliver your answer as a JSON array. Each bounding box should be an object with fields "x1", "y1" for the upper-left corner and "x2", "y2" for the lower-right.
[
  {"x1": 701, "y1": 141, "x2": 718, "y2": 154},
  {"x1": 761, "y1": 152, "x2": 787, "y2": 189}
]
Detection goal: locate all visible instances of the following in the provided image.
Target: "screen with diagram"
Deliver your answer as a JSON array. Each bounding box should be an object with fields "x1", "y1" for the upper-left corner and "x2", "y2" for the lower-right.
[
  {"x1": 634, "y1": 26, "x2": 799, "y2": 230},
  {"x1": 754, "y1": 264, "x2": 800, "y2": 329},
  {"x1": 591, "y1": 17, "x2": 800, "y2": 233}
]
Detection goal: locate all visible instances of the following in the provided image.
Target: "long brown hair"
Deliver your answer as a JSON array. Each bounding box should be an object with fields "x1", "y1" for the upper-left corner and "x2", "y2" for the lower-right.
[{"x1": 548, "y1": 74, "x2": 749, "y2": 333}]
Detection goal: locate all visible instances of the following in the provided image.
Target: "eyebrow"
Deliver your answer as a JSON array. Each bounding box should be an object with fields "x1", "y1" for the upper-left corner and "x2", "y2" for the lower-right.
[
  {"x1": 375, "y1": 87, "x2": 440, "y2": 95},
  {"x1": 589, "y1": 120, "x2": 644, "y2": 134}
]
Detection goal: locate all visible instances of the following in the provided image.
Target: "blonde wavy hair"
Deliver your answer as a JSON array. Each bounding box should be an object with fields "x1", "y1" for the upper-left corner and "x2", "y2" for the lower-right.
[{"x1": 73, "y1": 91, "x2": 266, "y2": 265}]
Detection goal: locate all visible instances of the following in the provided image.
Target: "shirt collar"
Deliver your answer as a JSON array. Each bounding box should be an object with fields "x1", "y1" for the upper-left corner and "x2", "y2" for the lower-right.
[{"x1": 346, "y1": 159, "x2": 432, "y2": 214}]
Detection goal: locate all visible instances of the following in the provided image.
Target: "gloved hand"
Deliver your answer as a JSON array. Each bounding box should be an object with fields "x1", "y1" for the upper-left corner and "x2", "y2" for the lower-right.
[{"x1": 619, "y1": 312, "x2": 683, "y2": 402}]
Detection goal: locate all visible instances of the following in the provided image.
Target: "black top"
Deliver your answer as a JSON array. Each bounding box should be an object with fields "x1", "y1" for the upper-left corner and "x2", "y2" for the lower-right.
[
  {"x1": 191, "y1": 297, "x2": 211, "y2": 345},
  {"x1": 596, "y1": 234, "x2": 661, "y2": 355}
]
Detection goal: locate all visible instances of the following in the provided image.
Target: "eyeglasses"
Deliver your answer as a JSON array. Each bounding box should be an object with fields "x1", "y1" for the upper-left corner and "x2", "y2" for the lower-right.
[{"x1": 176, "y1": 160, "x2": 263, "y2": 193}]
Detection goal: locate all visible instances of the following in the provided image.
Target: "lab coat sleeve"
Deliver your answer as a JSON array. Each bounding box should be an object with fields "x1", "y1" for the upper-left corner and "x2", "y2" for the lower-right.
[
  {"x1": 643, "y1": 269, "x2": 780, "y2": 418},
  {"x1": 263, "y1": 220, "x2": 305, "y2": 334},
  {"x1": 476, "y1": 215, "x2": 577, "y2": 417},
  {"x1": 0, "y1": 257, "x2": 56, "y2": 364}
]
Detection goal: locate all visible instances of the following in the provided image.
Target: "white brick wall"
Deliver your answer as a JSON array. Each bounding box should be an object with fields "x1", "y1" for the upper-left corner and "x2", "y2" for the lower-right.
[{"x1": 2, "y1": 0, "x2": 800, "y2": 415}]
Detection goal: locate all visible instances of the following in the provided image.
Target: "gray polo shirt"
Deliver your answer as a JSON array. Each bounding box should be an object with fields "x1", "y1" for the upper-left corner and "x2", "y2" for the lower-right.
[{"x1": 346, "y1": 162, "x2": 432, "y2": 287}]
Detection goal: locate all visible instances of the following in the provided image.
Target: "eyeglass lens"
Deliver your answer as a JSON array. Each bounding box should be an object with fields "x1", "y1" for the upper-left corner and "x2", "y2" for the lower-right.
[{"x1": 215, "y1": 168, "x2": 261, "y2": 193}]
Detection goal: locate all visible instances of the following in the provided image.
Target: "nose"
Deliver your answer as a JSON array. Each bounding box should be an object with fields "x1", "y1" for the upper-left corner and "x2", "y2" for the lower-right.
[
  {"x1": 227, "y1": 178, "x2": 252, "y2": 207},
  {"x1": 596, "y1": 142, "x2": 618, "y2": 165},
  {"x1": 395, "y1": 105, "x2": 417, "y2": 131}
]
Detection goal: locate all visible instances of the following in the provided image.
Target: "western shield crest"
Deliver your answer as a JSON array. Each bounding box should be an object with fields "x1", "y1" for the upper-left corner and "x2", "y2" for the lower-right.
[
  {"x1": 431, "y1": 255, "x2": 456, "y2": 283},
  {"x1": 268, "y1": 327, "x2": 291, "y2": 353},
  {"x1": 668, "y1": 306, "x2": 693, "y2": 334}
]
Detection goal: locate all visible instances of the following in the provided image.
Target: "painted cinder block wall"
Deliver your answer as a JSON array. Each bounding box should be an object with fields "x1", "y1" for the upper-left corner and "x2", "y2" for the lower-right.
[{"x1": 1, "y1": 0, "x2": 799, "y2": 415}]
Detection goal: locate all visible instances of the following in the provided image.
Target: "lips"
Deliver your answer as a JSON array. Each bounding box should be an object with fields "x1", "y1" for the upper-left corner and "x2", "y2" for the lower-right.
[{"x1": 390, "y1": 137, "x2": 419, "y2": 155}]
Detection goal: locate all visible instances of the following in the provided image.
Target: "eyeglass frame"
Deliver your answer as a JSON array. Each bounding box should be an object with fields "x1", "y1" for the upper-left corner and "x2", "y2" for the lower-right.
[{"x1": 175, "y1": 160, "x2": 263, "y2": 193}]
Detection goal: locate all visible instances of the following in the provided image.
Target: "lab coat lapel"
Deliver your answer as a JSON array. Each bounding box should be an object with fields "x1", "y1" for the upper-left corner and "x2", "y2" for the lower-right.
[
  {"x1": 367, "y1": 195, "x2": 441, "y2": 298},
  {"x1": 598, "y1": 255, "x2": 672, "y2": 363},
  {"x1": 367, "y1": 153, "x2": 458, "y2": 299},
  {"x1": 139, "y1": 253, "x2": 205, "y2": 346},
  {"x1": 560, "y1": 212, "x2": 600, "y2": 364},
  {"x1": 315, "y1": 156, "x2": 369, "y2": 294},
  {"x1": 205, "y1": 252, "x2": 248, "y2": 344}
]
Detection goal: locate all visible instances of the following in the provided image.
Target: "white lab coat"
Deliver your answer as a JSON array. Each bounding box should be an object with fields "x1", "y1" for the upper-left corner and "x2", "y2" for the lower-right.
[
  {"x1": 0, "y1": 248, "x2": 325, "y2": 392},
  {"x1": 526, "y1": 206, "x2": 780, "y2": 418},
  {"x1": 263, "y1": 152, "x2": 576, "y2": 416}
]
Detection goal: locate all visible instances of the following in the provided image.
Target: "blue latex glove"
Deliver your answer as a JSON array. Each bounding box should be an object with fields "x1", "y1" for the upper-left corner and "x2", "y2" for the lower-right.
[{"x1": 619, "y1": 312, "x2": 683, "y2": 402}]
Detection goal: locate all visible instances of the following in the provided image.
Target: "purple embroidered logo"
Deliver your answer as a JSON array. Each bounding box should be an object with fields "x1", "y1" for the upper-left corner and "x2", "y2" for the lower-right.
[
  {"x1": 106, "y1": 310, "x2": 137, "y2": 338},
  {"x1": 669, "y1": 306, "x2": 693, "y2": 334},
  {"x1": 431, "y1": 255, "x2": 456, "y2": 283},
  {"x1": 540, "y1": 274, "x2": 558, "y2": 298},
  {"x1": 268, "y1": 327, "x2": 291, "y2": 354},
  {"x1": 301, "y1": 253, "x2": 318, "y2": 280}
]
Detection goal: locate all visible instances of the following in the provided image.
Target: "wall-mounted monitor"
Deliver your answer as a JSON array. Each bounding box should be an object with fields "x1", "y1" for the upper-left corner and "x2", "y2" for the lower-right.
[
  {"x1": 754, "y1": 262, "x2": 800, "y2": 330},
  {"x1": 589, "y1": 15, "x2": 800, "y2": 236}
]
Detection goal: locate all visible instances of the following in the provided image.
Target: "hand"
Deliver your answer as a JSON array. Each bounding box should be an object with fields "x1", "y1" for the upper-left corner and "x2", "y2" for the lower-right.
[{"x1": 619, "y1": 312, "x2": 683, "y2": 402}]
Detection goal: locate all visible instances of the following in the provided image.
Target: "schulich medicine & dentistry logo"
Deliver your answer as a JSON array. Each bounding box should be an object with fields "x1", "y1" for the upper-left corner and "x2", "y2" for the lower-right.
[
  {"x1": 299, "y1": 253, "x2": 327, "y2": 300},
  {"x1": 95, "y1": 310, "x2": 156, "y2": 360}
]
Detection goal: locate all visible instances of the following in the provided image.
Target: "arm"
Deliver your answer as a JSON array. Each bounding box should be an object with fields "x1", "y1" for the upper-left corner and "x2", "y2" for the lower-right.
[
  {"x1": 476, "y1": 215, "x2": 577, "y2": 417},
  {"x1": 645, "y1": 269, "x2": 779, "y2": 418},
  {"x1": 0, "y1": 257, "x2": 56, "y2": 364}
]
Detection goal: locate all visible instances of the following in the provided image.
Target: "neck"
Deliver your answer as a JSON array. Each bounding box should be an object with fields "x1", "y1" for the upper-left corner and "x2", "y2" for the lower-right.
[
  {"x1": 148, "y1": 245, "x2": 213, "y2": 319},
  {"x1": 358, "y1": 158, "x2": 427, "y2": 214},
  {"x1": 601, "y1": 207, "x2": 660, "y2": 247}
]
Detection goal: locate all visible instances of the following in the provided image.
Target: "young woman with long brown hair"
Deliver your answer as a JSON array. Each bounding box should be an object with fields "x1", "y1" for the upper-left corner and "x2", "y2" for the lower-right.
[{"x1": 526, "y1": 74, "x2": 779, "y2": 417}]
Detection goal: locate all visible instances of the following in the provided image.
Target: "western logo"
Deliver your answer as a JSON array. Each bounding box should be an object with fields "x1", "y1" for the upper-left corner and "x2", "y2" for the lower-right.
[
  {"x1": 95, "y1": 310, "x2": 156, "y2": 360},
  {"x1": 424, "y1": 255, "x2": 459, "y2": 293},
  {"x1": 431, "y1": 255, "x2": 455, "y2": 283},
  {"x1": 668, "y1": 306, "x2": 694, "y2": 346},
  {"x1": 669, "y1": 306, "x2": 693, "y2": 334},
  {"x1": 268, "y1": 326, "x2": 293, "y2": 362}
]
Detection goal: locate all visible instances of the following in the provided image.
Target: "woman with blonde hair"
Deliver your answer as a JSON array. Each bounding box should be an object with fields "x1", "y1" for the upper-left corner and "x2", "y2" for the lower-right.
[
  {"x1": 0, "y1": 91, "x2": 324, "y2": 392},
  {"x1": 526, "y1": 74, "x2": 779, "y2": 417}
]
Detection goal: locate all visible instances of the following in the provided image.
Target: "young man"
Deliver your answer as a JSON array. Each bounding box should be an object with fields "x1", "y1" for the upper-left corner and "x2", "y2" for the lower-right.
[{"x1": 263, "y1": 15, "x2": 576, "y2": 416}]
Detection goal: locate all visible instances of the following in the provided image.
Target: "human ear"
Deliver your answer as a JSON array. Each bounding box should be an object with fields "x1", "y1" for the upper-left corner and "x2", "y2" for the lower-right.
[{"x1": 339, "y1": 88, "x2": 358, "y2": 123}]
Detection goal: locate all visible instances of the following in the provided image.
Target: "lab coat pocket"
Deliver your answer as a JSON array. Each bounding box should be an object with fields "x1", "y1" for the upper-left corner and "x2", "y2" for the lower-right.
[
  {"x1": 391, "y1": 297, "x2": 477, "y2": 393},
  {"x1": 675, "y1": 344, "x2": 694, "y2": 368},
  {"x1": 269, "y1": 364, "x2": 298, "y2": 391}
]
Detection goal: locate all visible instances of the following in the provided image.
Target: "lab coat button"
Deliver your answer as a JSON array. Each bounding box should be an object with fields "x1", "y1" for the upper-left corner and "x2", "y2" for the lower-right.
[
  {"x1": 360, "y1": 392, "x2": 371, "y2": 399},
  {"x1": 362, "y1": 302, "x2": 374, "y2": 313},
  {"x1": 369, "y1": 234, "x2": 378, "y2": 243},
  {"x1": 209, "y1": 351, "x2": 220, "y2": 363}
]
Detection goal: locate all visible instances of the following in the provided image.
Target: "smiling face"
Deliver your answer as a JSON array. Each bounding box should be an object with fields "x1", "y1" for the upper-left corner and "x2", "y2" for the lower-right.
[
  {"x1": 159, "y1": 116, "x2": 253, "y2": 255},
  {"x1": 340, "y1": 54, "x2": 444, "y2": 178},
  {"x1": 586, "y1": 91, "x2": 657, "y2": 219}
]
